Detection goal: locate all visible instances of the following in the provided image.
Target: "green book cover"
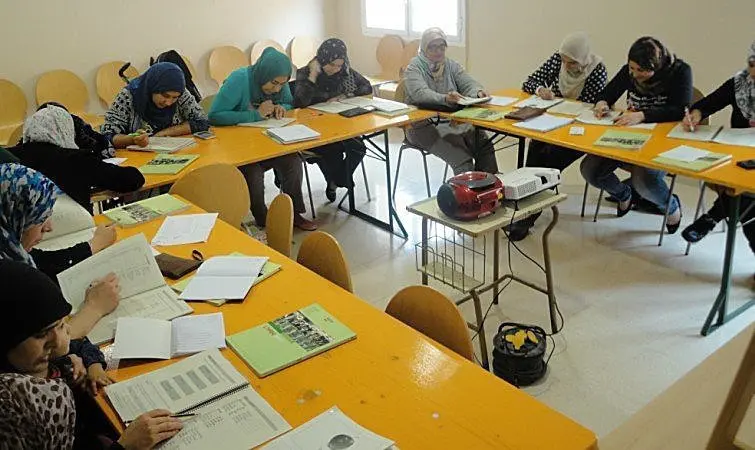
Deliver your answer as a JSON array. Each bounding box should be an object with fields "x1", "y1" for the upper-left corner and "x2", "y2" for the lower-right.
[
  {"x1": 104, "y1": 194, "x2": 189, "y2": 227},
  {"x1": 594, "y1": 130, "x2": 651, "y2": 150},
  {"x1": 652, "y1": 153, "x2": 732, "y2": 172},
  {"x1": 139, "y1": 154, "x2": 199, "y2": 175},
  {"x1": 226, "y1": 303, "x2": 356, "y2": 377},
  {"x1": 451, "y1": 107, "x2": 505, "y2": 122}
]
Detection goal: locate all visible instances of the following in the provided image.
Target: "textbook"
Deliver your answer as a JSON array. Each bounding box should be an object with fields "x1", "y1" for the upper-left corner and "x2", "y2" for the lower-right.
[
  {"x1": 226, "y1": 303, "x2": 356, "y2": 377},
  {"x1": 652, "y1": 145, "x2": 732, "y2": 172},
  {"x1": 451, "y1": 107, "x2": 505, "y2": 122},
  {"x1": 266, "y1": 124, "x2": 321, "y2": 144},
  {"x1": 126, "y1": 137, "x2": 196, "y2": 153},
  {"x1": 138, "y1": 154, "x2": 199, "y2": 175},
  {"x1": 594, "y1": 130, "x2": 651, "y2": 150},
  {"x1": 35, "y1": 194, "x2": 96, "y2": 251},
  {"x1": 105, "y1": 349, "x2": 291, "y2": 450},
  {"x1": 57, "y1": 234, "x2": 193, "y2": 344},
  {"x1": 103, "y1": 194, "x2": 189, "y2": 227}
]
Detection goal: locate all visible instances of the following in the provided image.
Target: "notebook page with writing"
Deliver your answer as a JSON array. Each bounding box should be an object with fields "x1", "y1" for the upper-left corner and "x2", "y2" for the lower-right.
[
  {"x1": 576, "y1": 110, "x2": 621, "y2": 126},
  {"x1": 151, "y1": 213, "x2": 218, "y2": 246},
  {"x1": 36, "y1": 194, "x2": 96, "y2": 250},
  {"x1": 171, "y1": 313, "x2": 226, "y2": 356},
  {"x1": 667, "y1": 123, "x2": 723, "y2": 142},
  {"x1": 127, "y1": 137, "x2": 196, "y2": 153},
  {"x1": 713, "y1": 128, "x2": 755, "y2": 147}
]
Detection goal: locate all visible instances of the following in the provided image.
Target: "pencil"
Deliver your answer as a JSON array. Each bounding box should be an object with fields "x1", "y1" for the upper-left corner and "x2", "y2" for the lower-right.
[{"x1": 124, "y1": 413, "x2": 197, "y2": 424}]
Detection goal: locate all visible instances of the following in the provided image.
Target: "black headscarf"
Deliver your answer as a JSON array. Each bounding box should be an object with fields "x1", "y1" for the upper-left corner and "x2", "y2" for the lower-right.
[
  {"x1": 152, "y1": 50, "x2": 203, "y2": 103},
  {"x1": 307, "y1": 38, "x2": 359, "y2": 97}
]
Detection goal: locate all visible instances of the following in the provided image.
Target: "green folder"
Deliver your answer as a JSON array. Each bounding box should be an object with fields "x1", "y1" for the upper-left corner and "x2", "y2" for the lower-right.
[
  {"x1": 226, "y1": 303, "x2": 356, "y2": 377},
  {"x1": 652, "y1": 153, "x2": 732, "y2": 172},
  {"x1": 451, "y1": 107, "x2": 505, "y2": 122},
  {"x1": 594, "y1": 130, "x2": 651, "y2": 150},
  {"x1": 104, "y1": 194, "x2": 189, "y2": 227},
  {"x1": 139, "y1": 154, "x2": 199, "y2": 175}
]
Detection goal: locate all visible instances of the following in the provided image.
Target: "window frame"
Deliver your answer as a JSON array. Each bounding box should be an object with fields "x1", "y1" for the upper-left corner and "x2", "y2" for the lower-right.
[{"x1": 360, "y1": 0, "x2": 466, "y2": 46}]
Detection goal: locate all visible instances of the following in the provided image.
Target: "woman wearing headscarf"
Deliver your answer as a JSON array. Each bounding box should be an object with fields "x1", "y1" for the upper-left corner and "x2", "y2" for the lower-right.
[
  {"x1": 102, "y1": 62, "x2": 209, "y2": 149},
  {"x1": 9, "y1": 105, "x2": 145, "y2": 212},
  {"x1": 403, "y1": 27, "x2": 497, "y2": 175},
  {"x1": 0, "y1": 260, "x2": 183, "y2": 450},
  {"x1": 681, "y1": 40, "x2": 755, "y2": 250},
  {"x1": 507, "y1": 33, "x2": 608, "y2": 241},
  {"x1": 580, "y1": 36, "x2": 692, "y2": 233},
  {"x1": 294, "y1": 38, "x2": 373, "y2": 201},
  {"x1": 0, "y1": 163, "x2": 120, "y2": 339},
  {"x1": 37, "y1": 102, "x2": 114, "y2": 159},
  {"x1": 209, "y1": 47, "x2": 316, "y2": 230}
]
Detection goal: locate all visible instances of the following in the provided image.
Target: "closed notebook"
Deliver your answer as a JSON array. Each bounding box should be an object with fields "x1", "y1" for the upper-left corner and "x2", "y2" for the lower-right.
[
  {"x1": 653, "y1": 145, "x2": 732, "y2": 172},
  {"x1": 104, "y1": 194, "x2": 189, "y2": 228},
  {"x1": 266, "y1": 124, "x2": 321, "y2": 144},
  {"x1": 226, "y1": 303, "x2": 356, "y2": 377},
  {"x1": 139, "y1": 154, "x2": 199, "y2": 175},
  {"x1": 504, "y1": 106, "x2": 546, "y2": 121},
  {"x1": 513, "y1": 113, "x2": 574, "y2": 133},
  {"x1": 451, "y1": 107, "x2": 505, "y2": 122}
]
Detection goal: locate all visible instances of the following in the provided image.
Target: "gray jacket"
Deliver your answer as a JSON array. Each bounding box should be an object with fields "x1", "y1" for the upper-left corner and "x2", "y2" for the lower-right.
[{"x1": 403, "y1": 56, "x2": 483, "y2": 107}]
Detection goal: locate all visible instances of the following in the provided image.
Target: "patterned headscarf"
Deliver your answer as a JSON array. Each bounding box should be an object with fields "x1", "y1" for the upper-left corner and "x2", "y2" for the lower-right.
[
  {"x1": 314, "y1": 38, "x2": 358, "y2": 96},
  {"x1": 22, "y1": 105, "x2": 78, "y2": 149},
  {"x1": 418, "y1": 28, "x2": 448, "y2": 83},
  {"x1": 734, "y1": 40, "x2": 755, "y2": 121},
  {"x1": 0, "y1": 164, "x2": 59, "y2": 267}
]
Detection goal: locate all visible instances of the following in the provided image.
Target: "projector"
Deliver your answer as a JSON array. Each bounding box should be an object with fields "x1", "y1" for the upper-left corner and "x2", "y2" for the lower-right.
[{"x1": 496, "y1": 167, "x2": 561, "y2": 200}]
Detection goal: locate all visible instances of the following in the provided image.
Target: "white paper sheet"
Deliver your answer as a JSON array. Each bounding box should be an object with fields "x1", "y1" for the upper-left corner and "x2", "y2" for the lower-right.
[
  {"x1": 457, "y1": 96, "x2": 491, "y2": 106},
  {"x1": 103, "y1": 157, "x2": 127, "y2": 165},
  {"x1": 238, "y1": 117, "x2": 296, "y2": 129},
  {"x1": 151, "y1": 214, "x2": 218, "y2": 246},
  {"x1": 548, "y1": 100, "x2": 593, "y2": 116},
  {"x1": 513, "y1": 114, "x2": 574, "y2": 133},
  {"x1": 667, "y1": 123, "x2": 723, "y2": 142},
  {"x1": 576, "y1": 110, "x2": 621, "y2": 126},
  {"x1": 113, "y1": 317, "x2": 173, "y2": 359},
  {"x1": 267, "y1": 124, "x2": 321, "y2": 143},
  {"x1": 487, "y1": 96, "x2": 518, "y2": 107},
  {"x1": 171, "y1": 313, "x2": 226, "y2": 356},
  {"x1": 658, "y1": 145, "x2": 712, "y2": 162},
  {"x1": 179, "y1": 256, "x2": 267, "y2": 301},
  {"x1": 712, "y1": 128, "x2": 755, "y2": 147},
  {"x1": 514, "y1": 95, "x2": 564, "y2": 109}
]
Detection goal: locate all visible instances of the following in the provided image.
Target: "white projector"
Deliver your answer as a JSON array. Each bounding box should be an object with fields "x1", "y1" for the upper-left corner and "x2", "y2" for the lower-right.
[{"x1": 496, "y1": 167, "x2": 561, "y2": 200}]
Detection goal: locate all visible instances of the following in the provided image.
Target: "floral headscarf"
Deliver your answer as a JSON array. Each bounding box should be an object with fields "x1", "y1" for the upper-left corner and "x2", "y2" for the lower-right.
[{"x1": 22, "y1": 105, "x2": 78, "y2": 149}]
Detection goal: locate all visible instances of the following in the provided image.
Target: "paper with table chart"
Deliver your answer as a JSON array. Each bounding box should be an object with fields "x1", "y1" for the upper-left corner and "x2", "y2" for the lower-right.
[
  {"x1": 56, "y1": 234, "x2": 192, "y2": 344},
  {"x1": 576, "y1": 109, "x2": 621, "y2": 125},
  {"x1": 262, "y1": 406, "x2": 394, "y2": 450},
  {"x1": 513, "y1": 114, "x2": 574, "y2": 133},
  {"x1": 179, "y1": 256, "x2": 268, "y2": 301},
  {"x1": 308, "y1": 101, "x2": 358, "y2": 114},
  {"x1": 667, "y1": 123, "x2": 723, "y2": 142},
  {"x1": 112, "y1": 313, "x2": 226, "y2": 360},
  {"x1": 712, "y1": 128, "x2": 755, "y2": 147},
  {"x1": 548, "y1": 100, "x2": 593, "y2": 116},
  {"x1": 238, "y1": 117, "x2": 296, "y2": 129},
  {"x1": 151, "y1": 213, "x2": 218, "y2": 246},
  {"x1": 487, "y1": 95, "x2": 518, "y2": 107},
  {"x1": 34, "y1": 194, "x2": 96, "y2": 251},
  {"x1": 514, "y1": 95, "x2": 564, "y2": 109}
]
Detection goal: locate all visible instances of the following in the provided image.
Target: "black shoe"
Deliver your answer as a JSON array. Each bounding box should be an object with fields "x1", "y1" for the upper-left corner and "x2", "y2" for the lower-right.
[
  {"x1": 325, "y1": 182, "x2": 337, "y2": 203},
  {"x1": 617, "y1": 195, "x2": 633, "y2": 218},
  {"x1": 682, "y1": 213, "x2": 718, "y2": 243},
  {"x1": 666, "y1": 195, "x2": 682, "y2": 234},
  {"x1": 504, "y1": 221, "x2": 531, "y2": 242}
]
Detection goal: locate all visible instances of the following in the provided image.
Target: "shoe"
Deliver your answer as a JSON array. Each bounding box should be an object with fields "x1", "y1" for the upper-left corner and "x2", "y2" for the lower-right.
[
  {"x1": 325, "y1": 181, "x2": 337, "y2": 203},
  {"x1": 294, "y1": 214, "x2": 318, "y2": 231},
  {"x1": 504, "y1": 222, "x2": 530, "y2": 242},
  {"x1": 617, "y1": 194, "x2": 633, "y2": 218},
  {"x1": 665, "y1": 195, "x2": 682, "y2": 234},
  {"x1": 682, "y1": 213, "x2": 718, "y2": 243}
]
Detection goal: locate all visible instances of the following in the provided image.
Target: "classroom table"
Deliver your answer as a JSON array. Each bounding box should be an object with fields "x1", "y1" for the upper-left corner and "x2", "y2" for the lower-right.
[
  {"x1": 447, "y1": 89, "x2": 755, "y2": 336},
  {"x1": 112, "y1": 108, "x2": 435, "y2": 238},
  {"x1": 93, "y1": 201, "x2": 597, "y2": 449}
]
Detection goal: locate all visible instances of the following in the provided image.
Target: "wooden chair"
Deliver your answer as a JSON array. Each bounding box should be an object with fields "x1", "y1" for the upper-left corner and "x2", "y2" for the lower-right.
[
  {"x1": 400, "y1": 39, "x2": 420, "y2": 75},
  {"x1": 0, "y1": 79, "x2": 27, "y2": 133},
  {"x1": 297, "y1": 231, "x2": 353, "y2": 292},
  {"x1": 250, "y1": 39, "x2": 286, "y2": 64},
  {"x1": 36, "y1": 69, "x2": 89, "y2": 114},
  {"x1": 287, "y1": 36, "x2": 319, "y2": 69},
  {"x1": 266, "y1": 193, "x2": 293, "y2": 257},
  {"x1": 386, "y1": 285, "x2": 475, "y2": 362},
  {"x1": 181, "y1": 55, "x2": 198, "y2": 80},
  {"x1": 375, "y1": 35, "x2": 404, "y2": 82},
  {"x1": 5, "y1": 123, "x2": 23, "y2": 147},
  {"x1": 96, "y1": 61, "x2": 139, "y2": 107},
  {"x1": 199, "y1": 94, "x2": 216, "y2": 115},
  {"x1": 168, "y1": 163, "x2": 250, "y2": 229},
  {"x1": 208, "y1": 46, "x2": 247, "y2": 86}
]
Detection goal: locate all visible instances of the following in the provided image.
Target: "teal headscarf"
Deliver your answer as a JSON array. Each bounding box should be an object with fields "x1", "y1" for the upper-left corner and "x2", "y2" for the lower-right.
[
  {"x1": 0, "y1": 164, "x2": 58, "y2": 267},
  {"x1": 249, "y1": 47, "x2": 292, "y2": 103}
]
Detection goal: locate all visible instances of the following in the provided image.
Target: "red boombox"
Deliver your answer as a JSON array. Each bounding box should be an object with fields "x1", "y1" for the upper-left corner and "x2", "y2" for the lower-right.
[{"x1": 436, "y1": 171, "x2": 504, "y2": 221}]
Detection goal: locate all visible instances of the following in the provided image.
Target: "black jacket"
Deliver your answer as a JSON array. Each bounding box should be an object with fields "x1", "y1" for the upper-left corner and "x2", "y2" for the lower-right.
[{"x1": 692, "y1": 77, "x2": 751, "y2": 129}]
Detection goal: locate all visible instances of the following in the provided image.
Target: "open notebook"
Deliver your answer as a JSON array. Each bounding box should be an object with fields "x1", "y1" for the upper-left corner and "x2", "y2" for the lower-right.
[
  {"x1": 514, "y1": 95, "x2": 564, "y2": 109},
  {"x1": 57, "y1": 234, "x2": 193, "y2": 344},
  {"x1": 34, "y1": 194, "x2": 96, "y2": 251},
  {"x1": 342, "y1": 97, "x2": 416, "y2": 117},
  {"x1": 179, "y1": 256, "x2": 268, "y2": 301},
  {"x1": 513, "y1": 114, "x2": 574, "y2": 132},
  {"x1": 127, "y1": 137, "x2": 196, "y2": 153},
  {"x1": 105, "y1": 349, "x2": 291, "y2": 450},
  {"x1": 104, "y1": 194, "x2": 189, "y2": 228},
  {"x1": 239, "y1": 117, "x2": 296, "y2": 129},
  {"x1": 266, "y1": 124, "x2": 321, "y2": 144}
]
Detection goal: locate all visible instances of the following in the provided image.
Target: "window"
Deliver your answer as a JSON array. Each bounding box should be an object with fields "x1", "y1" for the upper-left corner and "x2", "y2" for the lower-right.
[{"x1": 362, "y1": 0, "x2": 464, "y2": 43}]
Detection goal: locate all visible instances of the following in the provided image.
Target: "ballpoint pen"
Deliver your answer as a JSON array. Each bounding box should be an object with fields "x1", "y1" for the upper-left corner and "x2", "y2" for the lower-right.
[{"x1": 685, "y1": 106, "x2": 696, "y2": 133}]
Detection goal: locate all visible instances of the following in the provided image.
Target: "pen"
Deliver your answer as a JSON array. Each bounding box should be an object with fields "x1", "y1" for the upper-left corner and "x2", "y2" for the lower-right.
[
  {"x1": 684, "y1": 106, "x2": 695, "y2": 132},
  {"x1": 124, "y1": 413, "x2": 197, "y2": 425}
]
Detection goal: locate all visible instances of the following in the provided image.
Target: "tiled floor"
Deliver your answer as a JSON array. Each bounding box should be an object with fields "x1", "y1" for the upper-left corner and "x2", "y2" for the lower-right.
[{"x1": 260, "y1": 129, "x2": 754, "y2": 438}]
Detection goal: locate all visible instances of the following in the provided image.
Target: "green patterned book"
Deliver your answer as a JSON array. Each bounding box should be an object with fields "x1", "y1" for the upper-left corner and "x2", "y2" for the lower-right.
[
  {"x1": 594, "y1": 130, "x2": 651, "y2": 150},
  {"x1": 451, "y1": 107, "x2": 505, "y2": 122},
  {"x1": 103, "y1": 194, "x2": 189, "y2": 227},
  {"x1": 139, "y1": 154, "x2": 199, "y2": 175},
  {"x1": 226, "y1": 303, "x2": 356, "y2": 377}
]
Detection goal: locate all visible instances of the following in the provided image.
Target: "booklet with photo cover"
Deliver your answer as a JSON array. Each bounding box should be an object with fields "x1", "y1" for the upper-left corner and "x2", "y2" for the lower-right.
[{"x1": 103, "y1": 194, "x2": 189, "y2": 227}]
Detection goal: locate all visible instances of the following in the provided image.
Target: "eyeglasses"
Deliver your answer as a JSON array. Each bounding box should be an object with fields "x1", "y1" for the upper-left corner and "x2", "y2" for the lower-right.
[{"x1": 427, "y1": 43, "x2": 447, "y2": 52}]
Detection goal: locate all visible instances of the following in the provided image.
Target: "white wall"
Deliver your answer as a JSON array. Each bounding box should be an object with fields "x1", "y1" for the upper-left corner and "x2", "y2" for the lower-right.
[{"x1": 0, "y1": 0, "x2": 326, "y2": 113}]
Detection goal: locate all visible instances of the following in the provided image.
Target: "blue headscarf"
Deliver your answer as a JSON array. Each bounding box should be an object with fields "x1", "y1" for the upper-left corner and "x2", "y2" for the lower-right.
[
  {"x1": 0, "y1": 164, "x2": 58, "y2": 267},
  {"x1": 126, "y1": 62, "x2": 186, "y2": 132},
  {"x1": 249, "y1": 47, "x2": 292, "y2": 104}
]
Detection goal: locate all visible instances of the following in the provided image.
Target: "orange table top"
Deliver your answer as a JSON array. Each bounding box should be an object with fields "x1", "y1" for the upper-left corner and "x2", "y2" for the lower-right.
[
  {"x1": 451, "y1": 89, "x2": 755, "y2": 194},
  {"x1": 116, "y1": 108, "x2": 435, "y2": 191},
  {"x1": 93, "y1": 203, "x2": 597, "y2": 450}
]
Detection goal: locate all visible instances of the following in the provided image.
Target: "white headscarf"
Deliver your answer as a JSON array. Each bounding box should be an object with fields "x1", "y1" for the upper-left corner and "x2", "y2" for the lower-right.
[
  {"x1": 734, "y1": 40, "x2": 755, "y2": 121},
  {"x1": 22, "y1": 105, "x2": 78, "y2": 149},
  {"x1": 557, "y1": 32, "x2": 602, "y2": 100},
  {"x1": 418, "y1": 27, "x2": 448, "y2": 83}
]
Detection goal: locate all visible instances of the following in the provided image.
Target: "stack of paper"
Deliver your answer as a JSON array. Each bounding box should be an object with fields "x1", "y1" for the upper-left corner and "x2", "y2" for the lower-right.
[
  {"x1": 139, "y1": 154, "x2": 199, "y2": 175},
  {"x1": 35, "y1": 194, "x2": 96, "y2": 251},
  {"x1": 653, "y1": 145, "x2": 732, "y2": 172},
  {"x1": 713, "y1": 128, "x2": 755, "y2": 148},
  {"x1": 239, "y1": 117, "x2": 296, "y2": 129},
  {"x1": 56, "y1": 234, "x2": 193, "y2": 344},
  {"x1": 267, "y1": 124, "x2": 321, "y2": 144},
  {"x1": 104, "y1": 194, "x2": 189, "y2": 228},
  {"x1": 576, "y1": 110, "x2": 621, "y2": 126},
  {"x1": 513, "y1": 113, "x2": 574, "y2": 133},
  {"x1": 179, "y1": 256, "x2": 268, "y2": 301},
  {"x1": 667, "y1": 123, "x2": 723, "y2": 142},
  {"x1": 127, "y1": 137, "x2": 196, "y2": 154},
  {"x1": 548, "y1": 101, "x2": 593, "y2": 116},
  {"x1": 112, "y1": 313, "x2": 226, "y2": 360},
  {"x1": 457, "y1": 96, "x2": 492, "y2": 106},
  {"x1": 514, "y1": 95, "x2": 564, "y2": 109},
  {"x1": 488, "y1": 96, "x2": 518, "y2": 107},
  {"x1": 151, "y1": 213, "x2": 219, "y2": 246},
  {"x1": 594, "y1": 130, "x2": 651, "y2": 150}
]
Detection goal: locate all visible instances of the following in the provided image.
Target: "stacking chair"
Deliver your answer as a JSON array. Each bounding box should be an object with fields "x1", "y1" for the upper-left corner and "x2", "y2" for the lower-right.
[
  {"x1": 297, "y1": 231, "x2": 353, "y2": 292},
  {"x1": 96, "y1": 61, "x2": 139, "y2": 107},
  {"x1": 208, "y1": 46, "x2": 247, "y2": 86},
  {"x1": 386, "y1": 285, "x2": 475, "y2": 362},
  {"x1": 287, "y1": 36, "x2": 319, "y2": 69},
  {"x1": 36, "y1": 69, "x2": 89, "y2": 114},
  {"x1": 169, "y1": 163, "x2": 250, "y2": 229},
  {"x1": 5, "y1": 123, "x2": 23, "y2": 148},
  {"x1": 266, "y1": 193, "x2": 294, "y2": 258},
  {"x1": 250, "y1": 39, "x2": 286, "y2": 64},
  {"x1": 400, "y1": 39, "x2": 420, "y2": 75},
  {"x1": 199, "y1": 94, "x2": 216, "y2": 115},
  {"x1": 0, "y1": 79, "x2": 27, "y2": 146}
]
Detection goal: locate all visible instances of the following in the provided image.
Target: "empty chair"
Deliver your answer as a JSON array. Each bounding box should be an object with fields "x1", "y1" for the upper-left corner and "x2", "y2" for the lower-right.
[
  {"x1": 401, "y1": 39, "x2": 420, "y2": 75},
  {"x1": 386, "y1": 285, "x2": 474, "y2": 362},
  {"x1": 199, "y1": 94, "x2": 216, "y2": 115},
  {"x1": 375, "y1": 35, "x2": 404, "y2": 82},
  {"x1": 250, "y1": 39, "x2": 286, "y2": 64},
  {"x1": 297, "y1": 231, "x2": 352, "y2": 292},
  {"x1": 266, "y1": 193, "x2": 294, "y2": 257},
  {"x1": 287, "y1": 36, "x2": 319, "y2": 69},
  {"x1": 36, "y1": 69, "x2": 89, "y2": 113},
  {"x1": 209, "y1": 46, "x2": 247, "y2": 86},
  {"x1": 169, "y1": 163, "x2": 250, "y2": 229},
  {"x1": 0, "y1": 79, "x2": 26, "y2": 146},
  {"x1": 96, "y1": 61, "x2": 139, "y2": 107},
  {"x1": 5, "y1": 123, "x2": 23, "y2": 148}
]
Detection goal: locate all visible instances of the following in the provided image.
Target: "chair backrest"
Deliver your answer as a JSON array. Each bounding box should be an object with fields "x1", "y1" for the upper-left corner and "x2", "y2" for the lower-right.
[
  {"x1": 199, "y1": 94, "x2": 216, "y2": 115},
  {"x1": 168, "y1": 163, "x2": 250, "y2": 229},
  {"x1": 250, "y1": 39, "x2": 286, "y2": 64},
  {"x1": 386, "y1": 285, "x2": 475, "y2": 361},
  {"x1": 266, "y1": 193, "x2": 293, "y2": 257},
  {"x1": 181, "y1": 55, "x2": 198, "y2": 80},
  {"x1": 0, "y1": 79, "x2": 27, "y2": 128},
  {"x1": 376, "y1": 35, "x2": 404, "y2": 81},
  {"x1": 287, "y1": 36, "x2": 319, "y2": 69},
  {"x1": 297, "y1": 231, "x2": 353, "y2": 292},
  {"x1": 96, "y1": 61, "x2": 139, "y2": 107},
  {"x1": 401, "y1": 39, "x2": 420, "y2": 74},
  {"x1": 692, "y1": 87, "x2": 710, "y2": 126},
  {"x1": 6, "y1": 123, "x2": 23, "y2": 147},
  {"x1": 208, "y1": 46, "x2": 247, "y2": 86},
  {"x1": 394, "y1": 79, "x2": 407, "y2": 103},
  {"x1": 36, "y1": 69, "x2": 89, "y2": 114}
]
